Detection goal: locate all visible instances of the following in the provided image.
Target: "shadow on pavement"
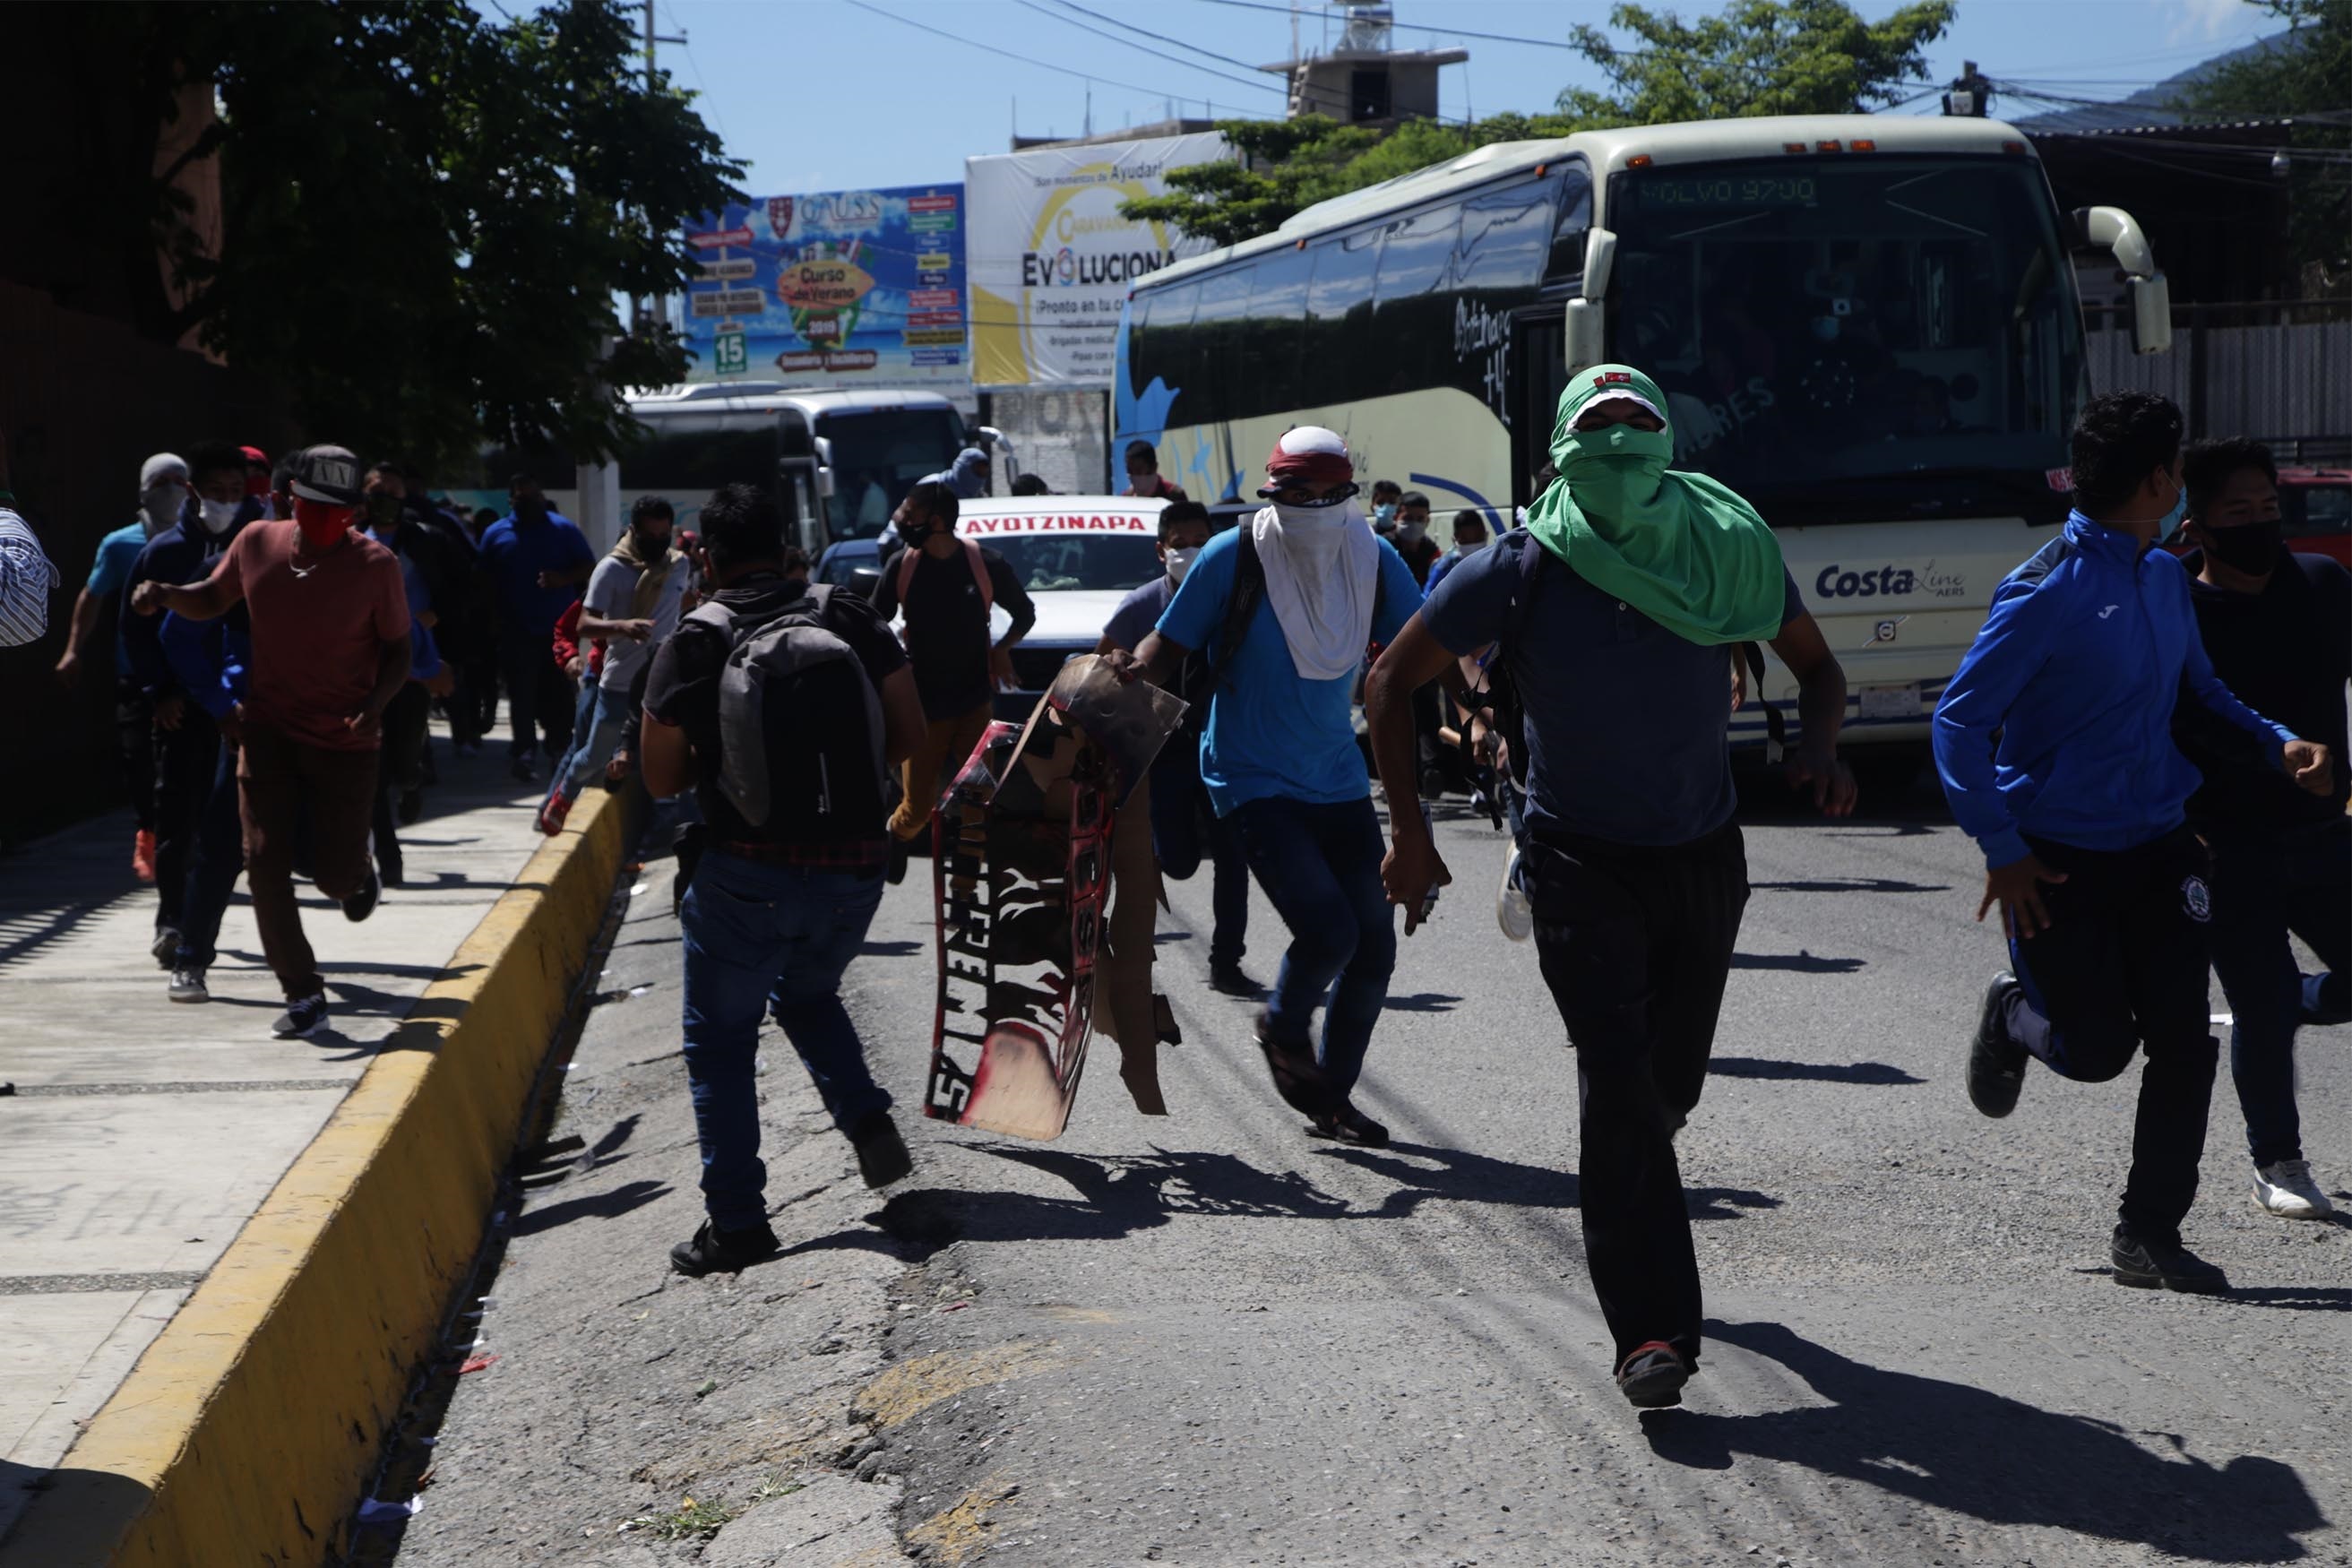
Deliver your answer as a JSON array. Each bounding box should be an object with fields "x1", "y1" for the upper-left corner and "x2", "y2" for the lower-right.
[
  {"x1": 1710, "y1": 1056, "x2": 1926, "y2": 1086},
  {"x1": 512, "y1": 1176, "x2": 670, "y2": 1237},
  {"x1": 1317, "y1": 1140, "x2": 1780, "y2": 1223},
  {"x1": 1748, "y1": 876, "x2": 1951, "y2": 895},
  {"x1": 1643, "y1": 1319, "x2": 2322, "y2": 1564},
  {"x1": 1729, "y1": 952, "x2": 1866, "y2": 974}
]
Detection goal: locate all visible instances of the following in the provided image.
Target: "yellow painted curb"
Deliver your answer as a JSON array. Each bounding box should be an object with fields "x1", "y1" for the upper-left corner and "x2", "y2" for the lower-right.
[{"x1": 0, "y1": 787, "x2": 633, "y2": 1568}]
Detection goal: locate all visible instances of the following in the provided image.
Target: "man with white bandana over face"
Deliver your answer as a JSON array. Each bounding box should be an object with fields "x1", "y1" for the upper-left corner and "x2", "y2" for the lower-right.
[{"x1": 1108, "y1": 428, "x2": 1422, "y2": 1144}]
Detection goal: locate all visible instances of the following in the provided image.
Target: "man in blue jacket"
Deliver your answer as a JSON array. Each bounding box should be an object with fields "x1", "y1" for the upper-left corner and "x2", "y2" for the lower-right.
[
  {"x1": 121, "y1": 442, "x2": 264, "y2": 969},
  {"x1": 1934, "y1": 392, "x2": 2333, "y2": 1295}
]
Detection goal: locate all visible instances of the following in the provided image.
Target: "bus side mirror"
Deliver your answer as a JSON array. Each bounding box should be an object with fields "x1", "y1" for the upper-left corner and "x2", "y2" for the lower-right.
[
  {"x1": 812, "y1": 435, "x2": 837, "y2": 499},
  {"x1": 2073, "y1": 205, "x2": 2172, "y2": 356},
  {"x1": 1565, "y1": 299, "x2": 1605, "y2": 376},
  {"x1": 1564, "y1": 227, "x2": 1616, "y2": 375},
  {"x1": 2130, "y1": 274, "x2": 2172, "y2": 357}
]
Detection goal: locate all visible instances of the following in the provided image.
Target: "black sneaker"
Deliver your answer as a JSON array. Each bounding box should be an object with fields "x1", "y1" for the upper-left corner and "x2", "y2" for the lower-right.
[
  {"x1": 1307, "y1": 1100, "x2": 1390, "y2": 1149},
  {"x1": 341, "y1": 867, "x2": 382, "y2": 922},
  {"x1": 1208, "y1": 960, "x2": 1262, "y2": 998},
  {"x1": 669, "y1": 1218, "x2": 781, "y2": 1277},
  {"x1": 151, "y1": 926, "x2": 182, "y2": 969},
  {"x1": 1967, "y1": 971, "x2": 2029, "y2": 1118},
  {"x1": 2111, "y1": 1224, "x2": 2230, "y2": 1295},
  {"x1": 1253, "y1": 1011, "x2": 1335, "y2": 1117},
  {"x1": 1616, "y1": 1340, "x2": 1691, "y2": 1409},
  {"x1": 509, "y1": 750, "x2": 537, "y2": 783},
  {"x1": 886, "y1": 834, "x2": 912, "y2": 886},
  {"x1": 272, "y1": 993, "x2": 329, "y2": 1038},
  {"x1": 397, "y1": 788, "x2": 423, "y2": 826},
  {"x1": 849, "y1": 1112, "x2": 914, "y2": 1189}
]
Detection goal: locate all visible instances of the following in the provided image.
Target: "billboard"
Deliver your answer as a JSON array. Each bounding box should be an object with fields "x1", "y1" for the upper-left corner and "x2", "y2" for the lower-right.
[
  {"x1": 967, "y1": 132, "x2": 1228, "y2": 390},
  {"x1": 682, "y1": 184, "x2": 968, "y2": 387}
]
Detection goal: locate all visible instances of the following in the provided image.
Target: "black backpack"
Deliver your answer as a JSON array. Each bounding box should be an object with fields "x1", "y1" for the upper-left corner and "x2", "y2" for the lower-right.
[{"x1": 685, "y1": 585, "x2": 889, "y2": 841}]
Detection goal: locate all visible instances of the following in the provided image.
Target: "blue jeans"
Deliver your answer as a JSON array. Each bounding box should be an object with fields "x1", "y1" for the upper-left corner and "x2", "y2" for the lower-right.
[
  {"x1": 679, "y1": 849, "x2": 889, "y2": 1230},
  {"x1": 1149, "y1": 751, "x2": 1247, "y2": 970},
  {"x1": 1228, "y1": 795, "x2": 1395, "y2": 1097},
  {"x1": 174, "y1": 737, "x2": 246, "y2": 971},
  {"x1": 547, "y1": 683, "x2": 631, "y2": 806},
  {"x1": 2209, "y1": 817, "x2": 2350, "y2": 1167}
]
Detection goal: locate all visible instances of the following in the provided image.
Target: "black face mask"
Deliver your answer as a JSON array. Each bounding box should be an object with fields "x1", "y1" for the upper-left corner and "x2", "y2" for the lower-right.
[
  {"x1": 2200, "y1": 518, "x2": 2281, "y2": 573},
  {"x1": 513, "y1": 498, "x2": 547, "y2": 521},
  {"x1": 900, "y1": 521, "x2": 934, "y2": 546}
]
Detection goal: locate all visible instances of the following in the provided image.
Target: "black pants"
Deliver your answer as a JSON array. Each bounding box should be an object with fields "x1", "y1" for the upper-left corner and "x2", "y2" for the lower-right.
[
  {"x1": 2209, "y1": 818, "x2": 2351, "y2": 1167},
  {"x1": 152, "y1": 708, "x2": 221, "y2": 935},
  {"x1": 2001, "y1": 827, "x2": 2218, "y2": 1242},
  {"x1": 115, "y1": 678, "x2": 156, "y2": 832},
  {"x1": 372, "y1": 682, "x2": 433, "y2": 881},
  {"x1": 499, "y1": 633, "x2": 574, "y2": 762},
  {"x1": 175, "y1": 738, "x2": 246, "y2": 970},
  {"x1": 1526, "y1": 820, "x2": 1748, "y2": 1372}
]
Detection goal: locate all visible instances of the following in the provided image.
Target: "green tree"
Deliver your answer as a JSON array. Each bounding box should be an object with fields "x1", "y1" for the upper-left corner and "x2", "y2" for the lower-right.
[
  {"x1": 2185, "y1": 0, "x2": 2350, "y2": 287},
  {"x1": 1124, "y1": 0, "x2": 1951, "y2": 248},
  {"x1": 10, "y1": 0, "x2": 743, "y2": 471},
  {"x1": 1560, "y1": 0, "x2": 1957, "y2": 124}
]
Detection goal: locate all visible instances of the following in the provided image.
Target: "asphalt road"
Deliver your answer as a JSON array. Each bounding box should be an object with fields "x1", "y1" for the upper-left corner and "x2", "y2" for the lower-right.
[{"x1": 389, "y1": 765, "x2": 2350, "y2": 1568}]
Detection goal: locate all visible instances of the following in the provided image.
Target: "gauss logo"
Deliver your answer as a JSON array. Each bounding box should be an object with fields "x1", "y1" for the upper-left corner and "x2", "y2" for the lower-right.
[{"x1": 766, "y1": 196, "x2": 794, "y2": 237}]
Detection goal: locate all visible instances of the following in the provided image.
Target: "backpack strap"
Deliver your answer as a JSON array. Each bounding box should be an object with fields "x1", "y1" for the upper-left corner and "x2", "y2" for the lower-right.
[
  {"x1": 895, "y1": 539, "x2": 995, "y2": 615},
  {"x1": 961, "y1": 538, "x2": 994, "y2": 613},
  {"x1": 1211, "y1": 527, "x2": 1268, "y2": 680},
  {"x1": 1740, "y1": 640, "x2": 1788, "y2": 764}
]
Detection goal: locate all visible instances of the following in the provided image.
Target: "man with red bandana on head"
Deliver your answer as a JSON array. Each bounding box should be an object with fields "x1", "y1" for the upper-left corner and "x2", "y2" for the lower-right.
[
  {"x1": 134, "y1": 444, "x2": 412, "y2": 1039},
  {"x1": 1108, "y1": 426, "x2": 1424, "y2": 1145},
  {"x1": 239, "y1": 446, "x2": 273, "y2": 516}
]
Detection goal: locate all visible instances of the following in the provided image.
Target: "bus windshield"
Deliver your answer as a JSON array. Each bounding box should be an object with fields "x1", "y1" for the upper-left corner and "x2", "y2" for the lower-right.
[
  {"x1": 821, "y1": 407, "x2": 966, "y2": 539},
  {"x1": 1609, "y1": 156, "x2": 2085, "y2": 525}
]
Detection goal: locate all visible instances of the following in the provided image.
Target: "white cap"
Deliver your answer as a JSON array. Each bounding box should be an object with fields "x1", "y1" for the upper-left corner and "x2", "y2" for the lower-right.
[{"x1": 141, "y1": 452, "x2": 189, "y2": 493}]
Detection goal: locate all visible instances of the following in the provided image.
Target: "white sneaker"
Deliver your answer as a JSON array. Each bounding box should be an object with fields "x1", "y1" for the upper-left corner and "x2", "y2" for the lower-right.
[
  {"x1": 1495, "y1": 845, "x2": 1533, "y2": 943},
  {"x1": 2253, "y1": 1159, "x2": 2335, "y2": 1220}
]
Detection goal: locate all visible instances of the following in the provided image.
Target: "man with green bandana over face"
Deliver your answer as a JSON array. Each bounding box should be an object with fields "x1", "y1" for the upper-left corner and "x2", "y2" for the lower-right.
[{"x1": 1366, "y1": 365, "x2": 1856, "y2": 1411}]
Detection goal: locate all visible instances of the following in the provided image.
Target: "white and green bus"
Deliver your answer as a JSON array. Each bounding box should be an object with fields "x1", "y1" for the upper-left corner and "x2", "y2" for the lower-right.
[{"x1": 1113, "y1": 113, "x2": 2175, "y2": 751}]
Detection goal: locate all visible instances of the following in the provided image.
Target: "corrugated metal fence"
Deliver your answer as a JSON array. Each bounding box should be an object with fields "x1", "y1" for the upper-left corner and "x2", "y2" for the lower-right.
[{"x1": 2086, "y1": 298, "x2": 2352, "y2": 457}]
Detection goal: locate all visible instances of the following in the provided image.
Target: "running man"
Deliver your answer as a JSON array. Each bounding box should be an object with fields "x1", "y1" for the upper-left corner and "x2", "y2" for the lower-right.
[
  {"x1": 2173, "y1": 438, "x2": 2349, "y2": 1220},
  {"x1": 1368, "y1": 365, "x2": 1854, "y2": 1412},
  {"x1": 1109, "y1": 428, "x2": 1422, "y2": 1145},
  {"x1": 133, "y1": 445, "x2": 412, "y2": 1038},
  {"x1": 1934, "y1": 393, "x2": 2330, "y2": 1295}
]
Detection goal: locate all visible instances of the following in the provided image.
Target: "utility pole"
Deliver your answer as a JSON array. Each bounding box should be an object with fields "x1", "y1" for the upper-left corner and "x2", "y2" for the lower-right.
[{"x1": 633, "y1": 0, "x2": 689, "y2": 333}]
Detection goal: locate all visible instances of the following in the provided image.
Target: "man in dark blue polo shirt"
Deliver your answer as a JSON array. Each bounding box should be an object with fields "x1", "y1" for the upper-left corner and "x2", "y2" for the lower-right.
[
  {"x1": 476, "y1": 474, "x2": 594, "y2": 780},
  {"x1": 1367, "y1": 366, "x2": 1855, "y2": 1412}
]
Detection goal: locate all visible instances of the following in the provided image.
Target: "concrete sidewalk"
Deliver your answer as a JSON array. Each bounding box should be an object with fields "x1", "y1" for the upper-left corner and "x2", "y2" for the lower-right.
[{"x1": 0, "y1": 732, "x2": 558, "y2": 1538}]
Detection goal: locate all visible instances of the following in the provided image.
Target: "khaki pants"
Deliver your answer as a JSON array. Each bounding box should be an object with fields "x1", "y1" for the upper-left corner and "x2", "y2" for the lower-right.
[{"x1": 889, "y1": 702, "x2": 994, "y2": 843}]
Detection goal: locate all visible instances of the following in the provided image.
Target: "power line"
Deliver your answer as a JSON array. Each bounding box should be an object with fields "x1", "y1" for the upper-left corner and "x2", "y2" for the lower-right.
[
  {"x1": 1035, "y1": 0, "x2": 1486, "y2": 125},
  {"x1": 840, "y1": 0, "x2": 1272, "y2": 121},
  {"x1": 1175, "y1": 0, "x2": 1584, "y2": 53},
  {"x1": 1012, "y1": 0, "x2": 1286, "y2": 99}
]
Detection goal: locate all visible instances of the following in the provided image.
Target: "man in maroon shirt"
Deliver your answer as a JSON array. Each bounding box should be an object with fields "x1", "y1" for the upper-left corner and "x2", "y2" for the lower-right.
[
  {"x1": 134, "y1": 445, "x2": 411, "y2": 1038},
  {"x1": 1120, "y1": 440, "x2": 1188, "y2": 502}
]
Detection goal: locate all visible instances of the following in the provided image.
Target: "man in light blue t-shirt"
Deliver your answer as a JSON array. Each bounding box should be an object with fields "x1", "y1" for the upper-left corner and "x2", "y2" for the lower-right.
[{"x1": 1110, "y1": 427, "x2": 1421, "y2": 1146}]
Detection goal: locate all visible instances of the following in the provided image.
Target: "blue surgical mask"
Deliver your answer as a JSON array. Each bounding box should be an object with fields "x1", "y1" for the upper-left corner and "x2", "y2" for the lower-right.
[
  {"x1": 1372, "y1": 502, "x2": 1397, "y2": 526},
  {"x1": 2154, "y1": 487, "x2": 2187, "y2": 544}
]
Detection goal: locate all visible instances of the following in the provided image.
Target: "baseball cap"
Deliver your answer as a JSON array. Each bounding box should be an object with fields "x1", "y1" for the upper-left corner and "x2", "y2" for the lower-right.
[{"x1": 289, "y1": 444, "x2": 363, "y2": 506}]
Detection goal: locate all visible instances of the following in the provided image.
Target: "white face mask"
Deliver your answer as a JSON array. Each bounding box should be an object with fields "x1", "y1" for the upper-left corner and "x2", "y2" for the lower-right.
[
  {"x1": 197, "y1": 496, "x2": 241, "y2": 534},
  {"x1": 1398, "y1": 520, "x2": 1427, "y2": 542},
  {"x1": 142, "y1": 485, "x2": 188, "y2": 533},
  {"x1": 1165, "y1": 545, "x2": 1200, "y2": 584}
]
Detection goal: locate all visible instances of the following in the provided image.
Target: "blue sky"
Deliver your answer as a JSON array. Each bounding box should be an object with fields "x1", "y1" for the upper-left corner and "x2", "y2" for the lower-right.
[{"x1": 653, "y1": 0, "x2": 2283, "y2": 194}]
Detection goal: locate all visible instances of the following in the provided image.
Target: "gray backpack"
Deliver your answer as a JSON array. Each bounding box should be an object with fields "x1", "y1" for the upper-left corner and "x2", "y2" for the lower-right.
[{"x1": 687, "y1": 586, "x2": 888, "y2": 837}]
